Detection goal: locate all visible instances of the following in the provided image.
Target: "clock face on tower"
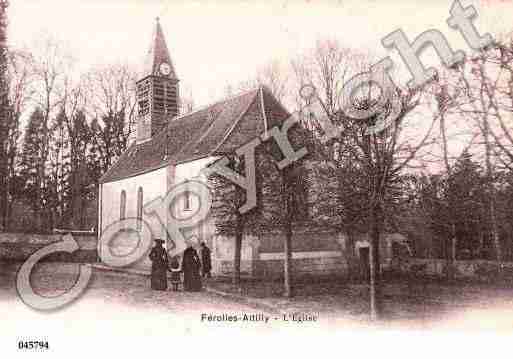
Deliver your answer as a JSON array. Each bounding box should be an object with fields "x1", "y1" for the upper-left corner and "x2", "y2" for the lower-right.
[{"x1": 159, "y1": 62, "x2": 171, "y2": 76}]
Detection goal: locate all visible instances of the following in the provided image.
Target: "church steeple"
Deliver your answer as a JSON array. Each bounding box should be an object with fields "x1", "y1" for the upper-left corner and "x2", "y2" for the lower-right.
[
  {"x1": 136, "y1": 18, "x2": 179, "y2": 143},
  {"x1": 143, "y1": 17, "x2": 177, "y2": 79}
]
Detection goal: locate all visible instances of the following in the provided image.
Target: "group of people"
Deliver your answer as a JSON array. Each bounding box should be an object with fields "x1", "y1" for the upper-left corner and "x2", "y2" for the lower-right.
[{"x1": 148, "y1": 238, "x2": 212, "y2": 292}]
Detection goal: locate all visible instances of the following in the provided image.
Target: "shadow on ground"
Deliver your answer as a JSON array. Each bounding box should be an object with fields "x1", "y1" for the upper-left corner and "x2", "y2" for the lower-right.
[{"x1": 2, "y1": 261, "x2": 513, "y2": 329}]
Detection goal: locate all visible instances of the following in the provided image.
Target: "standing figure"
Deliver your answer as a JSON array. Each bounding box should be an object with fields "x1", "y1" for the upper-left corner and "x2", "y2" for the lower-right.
[
  {"x1": 149, "y1": 238, "x2": 168, "y2": 291},
  {"x1": 169, "y1": 255, "x2": 182, "y2": 291},
  {"x1": 181, "y1": 243, "x2": 202, "y2": 292},
  {"x1": 200, "y1": 242, "x2": 212, "y2": 278}
]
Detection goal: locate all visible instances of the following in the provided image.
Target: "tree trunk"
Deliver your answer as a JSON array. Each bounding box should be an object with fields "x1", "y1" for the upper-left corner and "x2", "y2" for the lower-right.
[
  {"x1": 3, "y1": 161, "x2": 13, "y2": 231},
  {"x1": 232, "y1": 216, "x2": 243, "y2": 286},
  {"x1": 5, "y1": 194, "x2": 12, "y2": 231},
  {"x1": 444, "y1": 223, "x2": 456, "y2": 281},
  {"x1": 0, "y1": 169, "x2": 6, "y2": 231},
  {"x1": 490, "y1": 197, "x2": 502, "y2": 268},
  {"x1": 344, "y1": 230, "x2": 358, "y2": 281},
  {"x1": 369, "y1": 205, "x2": 381, "y2": 320},
  {"x1": 482, "y1": 101, "x2": 502, "y2": 272},
  {"x1": 452, "y1": 233, "x2": 457, "y2": 262},
  {"x1": 283, "y1": 220, "x2": 293, "y2": 297},
  {"x1": 71, "y1": 156, "x2": 82, "y2": 228}
]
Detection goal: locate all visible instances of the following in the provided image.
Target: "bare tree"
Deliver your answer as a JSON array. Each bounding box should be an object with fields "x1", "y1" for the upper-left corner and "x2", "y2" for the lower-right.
[
  {"x1": 1, "y1": 50, "x2": 33, "y2": 229},
  {"x1": 291, "y1": 39, "x2": 369, "y2": 122},
  {"x1": 297, "y1": 43, "x2": 437, "y2": 318},
  {"x1": 180, "y1": 84, "x2": 195, "y2": 115},
  {"x1": 84, "y1": 64, "x2": 137, "y2": 174},
  {"x1": 227, "y1": 59, "x2": 290, "y2": 104},
  {"x1": 23, "y1": 37, "x2": 74, "y2": 231},
  {"x1": 446, "y1": 43, "x2": 513, "y2": 271},
  {"x1": 55, "y1": 75, "x2": 92, "y2": 228},
  {"x1": 340, "y1": 84, "x2": 431, "y2": 319},
  {"x1": 416, "y1": 68, "x2": 484, "y2": 278}
]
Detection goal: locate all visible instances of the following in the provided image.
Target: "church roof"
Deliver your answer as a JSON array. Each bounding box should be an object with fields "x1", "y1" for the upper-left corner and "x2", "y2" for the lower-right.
[
  {"x1": 99, "y1": 87, "x2": 291, "y2": 183},
  {"x1": 141, "y1": 17, "x2": 177, "y2": 79}
]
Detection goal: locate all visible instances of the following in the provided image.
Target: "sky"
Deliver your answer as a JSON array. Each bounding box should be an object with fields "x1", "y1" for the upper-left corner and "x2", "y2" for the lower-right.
[{"x1": 8, "y1": 0, "x2": 513, "y2": 107}]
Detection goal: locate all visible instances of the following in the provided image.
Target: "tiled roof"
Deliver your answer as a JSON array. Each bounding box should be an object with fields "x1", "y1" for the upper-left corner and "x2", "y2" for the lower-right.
[{"x1": 100, "y1": 87, "x2": 290, "y2": 183}]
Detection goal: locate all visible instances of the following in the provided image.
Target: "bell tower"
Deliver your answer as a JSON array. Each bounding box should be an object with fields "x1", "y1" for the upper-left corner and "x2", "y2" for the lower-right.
[{"x1": 136, "y1": 17, "x2": 179, "y2": 143}]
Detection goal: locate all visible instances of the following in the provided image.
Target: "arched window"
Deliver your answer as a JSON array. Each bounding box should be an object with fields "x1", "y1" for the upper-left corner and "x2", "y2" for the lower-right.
[
  {"x1": 137, "y1": 187, "x2": 143, "y2": 230},
  {"x1": 120, "y1": 190, "x2": 126, "y2": 220},
  {"x1": 184, "y1": 181, "x2": 191, "y2": 211}
]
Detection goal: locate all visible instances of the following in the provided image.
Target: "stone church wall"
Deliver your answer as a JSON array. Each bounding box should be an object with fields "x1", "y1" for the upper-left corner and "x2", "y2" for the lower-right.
[
  {"x1": 211, "y1": 230, "x2": 348, "y2": 279},
  {"x1": 100, "y1": 157, "x2": 351, "y2": 279},
  {"x1": 172, "y1": 156, "x2": 219, "y2": 254},
  {"x1": 99, "y1": 167, "x2": 168, "y2": 272},
  {"x1": 254, "y1": 231, "x2": 347, "y2": 278},
  {"x1": 99, "y1": 157, "x2": 219, "y2": 273},
  {"x1": 212, "y1": 234, "x2": 259, "y2": 277}
]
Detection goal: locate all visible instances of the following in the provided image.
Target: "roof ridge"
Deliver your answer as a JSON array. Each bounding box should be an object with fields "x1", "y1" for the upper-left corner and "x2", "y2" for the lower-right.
[
  {"x1": 209, "y1": 88, "x2": 261, "y2": 155},
  {"x1": 148, "y1": 87, "x2": 261, "y2": 154},
  {"x1": 165, "y1": 87, "x2": 260, "y2": 125},
  {"x1": 99, "y1": 86, "x2": 288, "y2": 184},
  {"x1": 99, "y1": 142, "x2": 135, "y2": 183},
  {"x1": 173, "y1": 108, "x2": 222, "y2": 160},
  {"x1": 186, "y1": 107, "x2": 223, "y2": 152},
  {"x1": 259, "y1": 87, "x2": 268, "y2": 138}
]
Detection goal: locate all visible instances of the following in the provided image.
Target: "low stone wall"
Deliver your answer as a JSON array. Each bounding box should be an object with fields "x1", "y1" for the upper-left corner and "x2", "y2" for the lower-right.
[
  {"x1": 405, "y1": 258, "x2": 513, "y2": 280},
  {"x1": 215, "y1": 252, "x2": 347, "y2": 279},
  {"x1": 0, "y1": 232, "x2": 98, "y2": 263},
  {"x1": 214, "y1": 259, "x2": 254, "y2": 277},
  {"x1": 254, "y1": 256, "x2": 347, "y2": 279},
  {"x1": 97, "y1": 229, "x2": 152, "y2": 272}
]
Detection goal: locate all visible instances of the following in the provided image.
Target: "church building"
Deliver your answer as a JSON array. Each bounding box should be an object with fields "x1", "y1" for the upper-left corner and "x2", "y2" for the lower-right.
[{"x1": 98, "y1": 19, "x2": 349, "y2": 277}]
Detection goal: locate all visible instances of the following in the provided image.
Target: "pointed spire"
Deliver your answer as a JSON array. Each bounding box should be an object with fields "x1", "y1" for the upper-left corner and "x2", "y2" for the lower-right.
[{"x1": 142, "y1": 17, "x2": 178, "y2": 79}]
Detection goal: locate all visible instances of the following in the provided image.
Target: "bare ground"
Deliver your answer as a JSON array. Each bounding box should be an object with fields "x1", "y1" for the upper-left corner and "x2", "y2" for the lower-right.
[
  {"x1": 2, "y1": 262, "x2": 513, "y2": 331},
  {"x1": 207, "y1": 275, "x2": 513, "y2": 329}
]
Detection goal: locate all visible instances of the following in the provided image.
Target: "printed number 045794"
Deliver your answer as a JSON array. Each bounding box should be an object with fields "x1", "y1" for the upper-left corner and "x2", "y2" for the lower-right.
[{"x1": 18, "y1": 341, "x2": 49, "y2": 350}]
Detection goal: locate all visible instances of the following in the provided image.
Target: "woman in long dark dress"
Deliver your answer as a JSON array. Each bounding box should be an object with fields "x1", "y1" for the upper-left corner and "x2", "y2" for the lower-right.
[
  {"x1": 149, "y1": 239, "x2": 168, "y2": 291},
  {"x1": 181, "y1": 244, "x2": 202, "y2": 292}
]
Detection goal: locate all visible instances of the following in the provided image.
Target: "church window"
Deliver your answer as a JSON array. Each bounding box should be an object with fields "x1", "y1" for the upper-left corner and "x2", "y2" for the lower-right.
[
  {"x1": 154, "y1": 82, "x2": 164, "y2": 96},
  {"x1": 154, "y1": 81, "x2": 166, "y2": 113},
  {"x1": 120, "y1": 190, "x2": 127, "y2": 220},
  {"x1": 138, "y1": 99, "x2": 150, "y2": 116},
  {"x1": 137, "y1": 79, "x2": 151, "y2": 116},
  {"x1": 184, "y1": 181, "x2": 191, "y2": 211},
  {"x1": 165, "y1": 83, "x2": 177, "y2": 115},
  {"x1": 137, "y1": 187, "x2": 143, "y2": 230}
]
